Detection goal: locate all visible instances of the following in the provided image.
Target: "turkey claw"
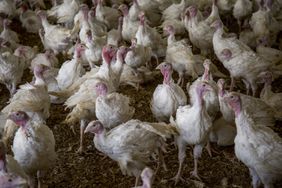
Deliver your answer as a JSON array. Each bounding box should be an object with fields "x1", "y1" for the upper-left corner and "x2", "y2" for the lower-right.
[
  {"x1": 190, "y1": 170, "x2": 202, "y2": 181},
  {"x1": 170, "y1": 175, "x2": 186, "y2": 185}
]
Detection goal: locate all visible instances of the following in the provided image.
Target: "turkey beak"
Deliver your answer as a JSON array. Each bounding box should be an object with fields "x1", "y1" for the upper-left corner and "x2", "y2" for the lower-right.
[{"x1": 156, "y1": 62, "x2": 165, "y2": 70}]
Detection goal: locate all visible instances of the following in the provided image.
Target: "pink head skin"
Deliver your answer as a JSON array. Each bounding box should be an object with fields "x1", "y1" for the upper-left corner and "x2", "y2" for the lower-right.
[
  {"x1": 156, "y1": 62, "x2": 172, "y2": 85},
  {"x1": 95, "y1": 82, "x2": 108, "y2": 96},
  {"x1": 187, "y1": 5, "x2": 198, "y2": 18},
  {"x1": 37, "y1": 10, "x2": 47, "y2": 20},
  {"x1": 118, "y1": 4, "x2": 128, "y2": 16},
  {"x1": 211, "y1": 19, "x2": 223, "y2": 30},
  {"x1": 0, "y1": 141, "x2": 7, "y2": 172},
  {"x1": 14, "y1": 46, "x2": 27, "y2": 58},
  {"x1": 84, "y1": 120, "x2": 104, "y2": 134},
  {"x1": 164, "y1": 25, "x2": 175, "y2": 36},
  {"x1": 224, "y1": 93, "x2": 241, "y2": 116},
  {"x1": 102, "y1": 45, "x2": 117, "y2": 65},
  {"x1": 33, "y1": 63, "x2": 49, "y2": 79},
  {"x1": 203, "y1": 59, "x2": 211, "y2": 81},
  {"x1": 196, "y1": 82, "x2": 212, "y2": 106},
  {"x1": 141, "y1": 167, "x2": 154, "y2": 188},
  {"x1": 75, "y1": 43, "x2": 85, "y2": 58},
  {"x1": 138, "y1": 12, "x2": 145, "y2": 25},
  {"x1": 220, "y1": 49, "x2": 232, "y2": 61},
  {"x1": 8, "y1": 111, "x2": 29, "y2": 127},
  {"x1": 217, "y1": 78, "x2": 226, "y2": 97},
  {"x1": 117, "y1": 46, "x2": 128, "y2": 61}
]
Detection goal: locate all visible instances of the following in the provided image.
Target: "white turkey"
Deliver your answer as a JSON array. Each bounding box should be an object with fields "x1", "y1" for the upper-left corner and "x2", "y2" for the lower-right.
[
  {"x1": 150, "y1": 62, "x2": 187, "y2": 123},
  {"x1": 84, "y1": 119, "x2": 177, "y2": 187},
  {"x1": 95, "y1": 82, "x2": 135, "y2": 129},
  {"x1": 8, "y1": 111, "x2": 56, "y2": 188}
]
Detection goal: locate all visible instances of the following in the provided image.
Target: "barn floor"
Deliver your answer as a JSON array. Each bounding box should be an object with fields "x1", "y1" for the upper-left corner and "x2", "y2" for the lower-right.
[{"x1": 0, "y1": 16, "x2": 282, "y2": 188}]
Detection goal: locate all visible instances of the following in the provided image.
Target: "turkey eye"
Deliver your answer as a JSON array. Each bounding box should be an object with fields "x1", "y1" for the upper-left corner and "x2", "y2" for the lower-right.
[
  {"x1": 230, "y1": 96, "x2": 234, "y2": 98},
  {"x1": 8, "y1": 179, "x2": 12, "y2": 182}
]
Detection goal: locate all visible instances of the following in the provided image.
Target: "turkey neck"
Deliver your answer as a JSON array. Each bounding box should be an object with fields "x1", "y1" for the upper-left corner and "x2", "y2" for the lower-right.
[
  {"x1": 113, "y1": 52, "x2": 124, "y2": 80},
  {"x1": 94, "y1": 129, "x2": 106, "y2": 149},
  {"x1": 34, "y1": 73, "x2": 46, "y2": 86},
  {"x1": 261, "y1": 82, "x2": 273, "y2": 99},
  {"x1": 167, "y1": 32, "x2": 176, "y2": 46},
  {"x1": 163, "y1": 70, "x2": 172, "y2": 85},
  {"x1": 195, "y1": 90, "x2": 205, "y2": 111},
  {"x1": 40, "y1": 16, "x2": 51, "y2": 31}
]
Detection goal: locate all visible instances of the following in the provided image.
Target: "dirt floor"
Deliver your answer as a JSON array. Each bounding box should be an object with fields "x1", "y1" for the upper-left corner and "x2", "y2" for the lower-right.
[{"x1": 1, "y1": 8, "x2": 282, "y2": 188}]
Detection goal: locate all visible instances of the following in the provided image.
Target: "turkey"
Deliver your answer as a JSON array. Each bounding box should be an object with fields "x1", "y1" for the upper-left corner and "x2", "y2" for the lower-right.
[
  {"x1": 87, "y1": 8, "x2": 107, "y2": 37},
  {"x1": 84, "y1": 119, "x2": 177, "y2": 187},
  {"x1": 135, "y1": 12, "x2": 166, "y2": 58},
  {"x1": 249, "y1": 0, "x2": 280, "y2": 46},
  {"x1": 47, "y1": 0, "x2": 80, "y2": 28},
  {"x1": 0, "y1": 141, "x2": 28, "y2": 182},
  {"x1": 95, "y1": 0, "x2": 120, "y2": 30},
  {"x1": 172, "y1": 81, "x2": 213, "y2": 184},
  {"x1": 224, "y1": 92, "x2": 282, "y2": 188},
  {"x1": 0, "y1": 51, "x2": 24, "y2": 96},
  {"x1": 0, "y1": 0, "x2": 16, "y2": 18},
  {"x1": 223, "y1": 91, "x2": 276, "y2": 127},
  {"x1": 119, "y1": 4, "x2": 139, "y2": 42},
  {"x1": 259, "y1": 71, "x2": 282, "y2": 120},
  {"x1": 95, "y1": 82, "x2": 135, "y2": 129},
  {"x1": 185, "y1": 1, "x2": 219, "y2": 55},
  {"x1": 71, "y1": 4, "x2": 90, "y2": 36},
  {"x1": 233, "y1": 0, "x2": 252, "y2": 31},
  {"x1": 106, "y1": 17, "x2": 123, "y2": 47},
  {"x1": 124, "y1": 38, "x2": 154, "y2": 69},
  {"x1": 1, "y1": 64, "x2": 51, "y2": 120},
  {"x1": 30, "y1": 50, "x2": 59, "y2": 69},
  {"x1": 13, "y1": 45, "x2": 38, "y2": 69},
  {"x1": 164, "y1": 24, "x2": 199, "y2": 86},
  {"x1": 150, "y1": 62, "x2": 187, "y2": 123},
  {"x1": 63, "y1": 45, "x2": 122, "y2": 153},
  {"x1": 8, "y1": 111, "x2": 56, "y2": 188},
  {"x1": 217, "y1": 78, "x2": 235, "y2": 125},
  {"x1": 19, "y1": 3, "x2": 42, "y2": 34},
  {"x1": 56, "y1": 43, "x2": 86, "y2": 90},
  {"x1": 0, "y1": 19, "x2": 19, "y2": 50},
  {"x1": 84, "y1": 30, "x2": 106, "y2": 68},
  {"x1": 212, "y1": 20, "x2": 274, "y2": 96},
  {"x1": 38, "y1": 10, "x2": 73, "y2": 55}
]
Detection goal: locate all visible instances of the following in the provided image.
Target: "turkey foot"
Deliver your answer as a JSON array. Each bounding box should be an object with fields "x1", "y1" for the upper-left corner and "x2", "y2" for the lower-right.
[
  {"x1": 205, "y1": 142, "x2": 219, "y2": 157},
  {"x1": 170, "y1": 173, "x2": 186, "y2": 185},
  {"x1": 190, "y1": 169, "x2": 202, "y2": 181}
]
